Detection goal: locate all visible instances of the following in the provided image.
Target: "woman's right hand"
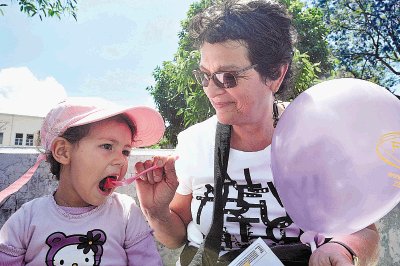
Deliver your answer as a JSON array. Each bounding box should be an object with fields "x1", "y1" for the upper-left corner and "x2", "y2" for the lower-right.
[
  {"x1": 135, "y1": 155, "x2": 192, "y2": 248},
  {"x1": 134, "y1": 156, "x2": 179, "y2": 217}
]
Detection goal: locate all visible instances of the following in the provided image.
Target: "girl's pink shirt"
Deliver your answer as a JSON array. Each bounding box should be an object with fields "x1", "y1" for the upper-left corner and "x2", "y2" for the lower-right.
[{"x1": 0, "y1": 193, "x2": 162, "y2": 266}]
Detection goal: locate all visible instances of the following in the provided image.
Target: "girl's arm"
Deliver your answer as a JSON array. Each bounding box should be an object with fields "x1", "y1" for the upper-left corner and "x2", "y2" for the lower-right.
[
  {"x1": 0, "y1": 209, "x2": 27, "y2": 266},
  {"x1": 125, "y1": 233, "x2": 162, "y2": 266},
  {"x1": 0, "y1": 251, "x2": 25, "y2": 266}
]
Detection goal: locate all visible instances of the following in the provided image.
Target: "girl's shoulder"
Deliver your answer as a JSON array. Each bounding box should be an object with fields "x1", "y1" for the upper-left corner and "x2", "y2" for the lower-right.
[
  {"x1": 2, "y1": 195, "x2": 53, "y2": 227},
  {"x1": 18, "y1": 194, "x2": 53, "y2": 211}
]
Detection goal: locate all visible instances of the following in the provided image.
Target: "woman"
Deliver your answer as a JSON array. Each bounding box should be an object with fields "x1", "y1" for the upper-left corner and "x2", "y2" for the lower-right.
[{"x1": 135, "y1": 0, "x2": 379, "y2": 265}]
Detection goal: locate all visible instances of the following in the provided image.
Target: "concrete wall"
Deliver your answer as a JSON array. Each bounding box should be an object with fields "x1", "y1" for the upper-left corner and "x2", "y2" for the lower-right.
[{"x1": 0, "y1": 149, "x2": 399, "y2": 265}]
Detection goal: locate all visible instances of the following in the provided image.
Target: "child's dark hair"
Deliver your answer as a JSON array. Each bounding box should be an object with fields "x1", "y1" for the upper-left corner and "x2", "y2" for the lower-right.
[{"x1": 47, "y1": 114, "x2": 136, "y2": 180}]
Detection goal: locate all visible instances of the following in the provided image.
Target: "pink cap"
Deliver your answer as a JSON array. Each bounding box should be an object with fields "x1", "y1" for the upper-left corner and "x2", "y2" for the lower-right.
[
  {"x1": 0, "y1": 97, "x2": 165, "y2": 203},
  {"x1": 40, "y1": 97, "x2": 165, "y2": 151}
]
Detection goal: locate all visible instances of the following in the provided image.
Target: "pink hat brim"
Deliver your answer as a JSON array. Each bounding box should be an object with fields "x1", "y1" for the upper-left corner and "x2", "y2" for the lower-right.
[{"x1": 70, "y1": 106, "x2": 165, "y2": 147}]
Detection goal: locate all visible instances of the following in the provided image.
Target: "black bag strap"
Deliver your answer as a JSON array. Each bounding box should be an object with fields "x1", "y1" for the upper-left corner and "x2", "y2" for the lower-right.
[{"x1": 189, "y1": 122, "x2": 232, "y2": 266}]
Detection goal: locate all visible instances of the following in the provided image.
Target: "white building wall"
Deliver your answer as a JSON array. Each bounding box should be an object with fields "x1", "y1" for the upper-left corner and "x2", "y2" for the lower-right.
[{"x1": 0, "y1": 113, "x2": 43, "y2": 146}]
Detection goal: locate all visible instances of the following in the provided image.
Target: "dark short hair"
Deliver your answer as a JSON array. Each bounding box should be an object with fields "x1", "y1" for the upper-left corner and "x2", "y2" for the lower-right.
[
  {"x1": 47, "y1": 114, "x2": 136, "y2": 179},
  {"x1": 189, "y1": 0, "x2": 297, "y2": 97}
]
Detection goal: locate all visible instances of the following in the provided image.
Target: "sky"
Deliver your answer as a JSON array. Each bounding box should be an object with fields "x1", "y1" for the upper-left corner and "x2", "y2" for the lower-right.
[
  {"x1": 1, "y1": 1, "x2": 399, "y2": 118},
  {"x1": 0, "y1": 0, "x2": 197, "y2": 117}
]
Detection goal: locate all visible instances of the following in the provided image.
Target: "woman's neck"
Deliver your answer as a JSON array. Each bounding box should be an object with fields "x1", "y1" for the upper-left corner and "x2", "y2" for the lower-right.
[{"x1": 230, "y1": 121, "x2": 274, "y2": 152}]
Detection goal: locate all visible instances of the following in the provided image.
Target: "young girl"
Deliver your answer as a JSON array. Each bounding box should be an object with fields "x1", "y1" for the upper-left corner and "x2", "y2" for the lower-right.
[{"x1": 0, "y1": 97, "x2": 165, "y2": 266}]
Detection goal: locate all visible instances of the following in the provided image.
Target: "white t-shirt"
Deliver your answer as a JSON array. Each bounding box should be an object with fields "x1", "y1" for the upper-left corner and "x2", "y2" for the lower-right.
[{"x1": 175, "y1": 116, "x2": 302, "y2": 252}]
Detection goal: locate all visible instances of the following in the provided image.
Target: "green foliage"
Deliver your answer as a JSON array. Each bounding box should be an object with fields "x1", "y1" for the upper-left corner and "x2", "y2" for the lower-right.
[
  {"x1": 313, "y1": 0, "x2": 400, "y2": 89},
  {"x1": 148, "y1": 0, "x2": 330, "y2": 147},
  {"x1": 147, "y1": 63, "x2": 186, "y2": 146},
  {"x1": 147, "y1": 0, "x2": 215, "y2": 147},
  {"x1": 282, "y1": 0, "x2": 332, "y2": 74},
  {"x1": 174, "y1": 50, "x2": 214, "y2": 127},
  {"x1": 292, "y1": 49, "x2": 321, "y2": 96},
  {"x1": 1, "y1": 0, "x2": 78, "y2": 20}
]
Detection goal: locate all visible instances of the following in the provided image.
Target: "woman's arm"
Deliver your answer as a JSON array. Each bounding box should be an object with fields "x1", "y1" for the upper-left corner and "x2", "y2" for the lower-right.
[
  {"x1": 310, "y1": 224, "x2": 380, "y2": 266},
  {"x1": 142, "y1": 193, "x2": 192, "y2": 249},
  {"x1": 135, "y1": 156, "x2": 193, "y2": 249}
]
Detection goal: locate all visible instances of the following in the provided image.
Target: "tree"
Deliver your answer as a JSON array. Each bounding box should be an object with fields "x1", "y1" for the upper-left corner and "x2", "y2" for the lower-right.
[
  {"x1": 281, "y1": 0, "x2": 332, "y2": 74},
  {"x1": 148, "y1": 0, "x2": 329, "y2": 146},
  {"x1": 0, "y1": 0, "x2": 77, "y2": 20},
  {"x1": 147, "y1": 0, "x2": 215, "y2": 146},
  {"x1": 313, "y1": 0, "x2": 400, "y2": 88}
]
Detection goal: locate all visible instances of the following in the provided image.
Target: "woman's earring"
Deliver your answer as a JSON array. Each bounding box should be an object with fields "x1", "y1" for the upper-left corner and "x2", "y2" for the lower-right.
[{"x1": 272, "y1": 95, "x2": 279, "y2": 128}]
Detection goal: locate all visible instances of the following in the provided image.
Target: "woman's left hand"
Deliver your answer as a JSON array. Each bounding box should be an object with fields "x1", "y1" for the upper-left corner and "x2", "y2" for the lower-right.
[
  {"x1": 309, "y1": 243, "x2": 354, "y2": 266},
  {"x1": 309, "y1": 224, "x2": 379, "y2": 265}
]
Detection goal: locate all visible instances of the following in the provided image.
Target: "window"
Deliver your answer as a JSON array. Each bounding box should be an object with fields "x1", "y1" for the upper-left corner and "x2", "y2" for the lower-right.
[
  {"x1": 0, "y1": 132, "x2": 3, "y2": 144},
  {"x1": 15, "y1": 133, "x2": 23, "y2": 146},
  {"x1": 26, "y1": 134, "x2": 34, "y2": 146}
]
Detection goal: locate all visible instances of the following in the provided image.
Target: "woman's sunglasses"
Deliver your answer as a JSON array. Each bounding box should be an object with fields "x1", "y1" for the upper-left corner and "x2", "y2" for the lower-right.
[{"x1": 193, "y1": 64, "x2": 258, "y2": 89}]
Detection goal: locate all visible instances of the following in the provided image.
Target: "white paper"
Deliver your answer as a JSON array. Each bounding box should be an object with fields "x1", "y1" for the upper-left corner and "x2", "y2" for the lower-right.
[{"x1": 228, "y1": 238, "x2": 284, "y2": 266}]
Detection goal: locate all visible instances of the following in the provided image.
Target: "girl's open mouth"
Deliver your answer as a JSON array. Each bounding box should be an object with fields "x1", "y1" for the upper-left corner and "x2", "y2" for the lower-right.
[{"x1": 99, "y1": 176, "x2": 117, "y2": 192}]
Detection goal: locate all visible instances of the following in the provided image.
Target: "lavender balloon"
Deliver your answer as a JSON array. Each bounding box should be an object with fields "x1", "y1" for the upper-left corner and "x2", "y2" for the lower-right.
[{"x1": 271, "y1": 78, "x2": 400, "y2": 240}]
